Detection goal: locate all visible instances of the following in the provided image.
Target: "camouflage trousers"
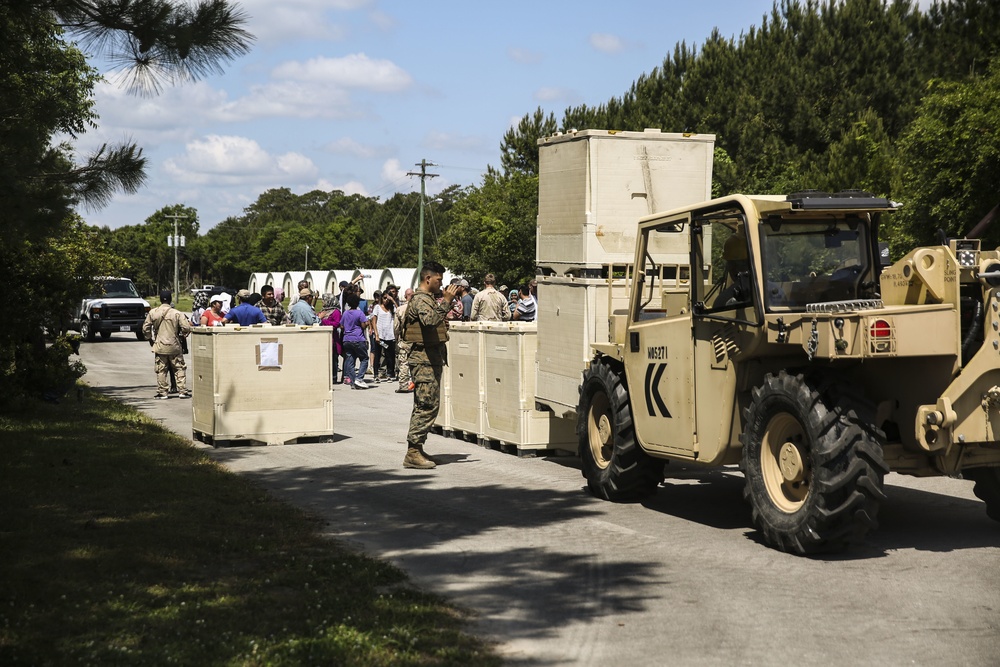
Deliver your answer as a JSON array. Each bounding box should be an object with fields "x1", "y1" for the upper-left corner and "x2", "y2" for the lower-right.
[
  {"x1": 406, "y1": 363, "x2": 442, "y2": 448},
  {"x1": 154, "y1": 353, "x2": 187, "y2": 396},
  {"x1": 397, "y1": 340, "x2": 412, "y2": 389}
]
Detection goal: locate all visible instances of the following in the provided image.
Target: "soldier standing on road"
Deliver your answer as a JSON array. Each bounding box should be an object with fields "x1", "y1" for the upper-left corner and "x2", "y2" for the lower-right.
[
  {"x1": 400, "y1": 263, "x2": 460, "y2": 469},
  {"x1": 143, "y1": 290, "x2": 194, "y2": 399},
  {"x1": 393, "y1": 288, "x2": 415, "y2": 393}
]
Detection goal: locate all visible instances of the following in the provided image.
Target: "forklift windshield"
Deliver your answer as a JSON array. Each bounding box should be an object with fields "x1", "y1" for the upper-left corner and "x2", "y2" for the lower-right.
[{"x1": 759, "y1": 219, "x2": 871, "y2": 309}]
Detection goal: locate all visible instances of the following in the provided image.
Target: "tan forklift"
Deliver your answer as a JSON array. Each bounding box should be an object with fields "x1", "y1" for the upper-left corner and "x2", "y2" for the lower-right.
[{"x1": 577, "y1": 191, "x2": 1000, "y2": 554}]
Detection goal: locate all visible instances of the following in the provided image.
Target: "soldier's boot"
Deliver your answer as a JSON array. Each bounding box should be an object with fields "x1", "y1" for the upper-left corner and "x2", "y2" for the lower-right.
[
  {"x1": 403, "y1": 447, "x2": 436, "y2": 469},
  {"x1": 418, "y1": 446, "x2": 440, "y2": 464}
]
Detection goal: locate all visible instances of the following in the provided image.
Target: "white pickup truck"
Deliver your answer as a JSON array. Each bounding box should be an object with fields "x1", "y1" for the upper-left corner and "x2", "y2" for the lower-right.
[{"x1": 73, "y1": 277, "x2": 150, "y2": 342}]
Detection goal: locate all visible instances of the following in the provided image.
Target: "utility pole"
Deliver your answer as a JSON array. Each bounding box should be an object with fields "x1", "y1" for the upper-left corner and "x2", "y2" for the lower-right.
[
  {"x1": 406, "y1": 159, "x2": 438, "y2": 270},
  {"x1": 305, "y1": 244, "x2": 309, "y2": 272},
  {"x1": 164, "y1": 213, "x2": 189, "y2": 298}
]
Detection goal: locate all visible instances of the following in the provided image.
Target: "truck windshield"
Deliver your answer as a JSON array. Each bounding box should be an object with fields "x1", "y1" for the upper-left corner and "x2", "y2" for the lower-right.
[
  {"x1": 96, "y1": 279, "x2": 141, "y2": 299},
  {"x1": 760, "y1": 219, "x2": 870, "y2": 309}
]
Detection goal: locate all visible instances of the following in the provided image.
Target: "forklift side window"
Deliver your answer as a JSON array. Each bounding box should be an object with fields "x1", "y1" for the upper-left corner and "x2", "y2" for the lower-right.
[
  {"x1": 699, "y1": 223, "x2": 753, "y2": 313},
  {"x1": 635, "y1": 223, "x2": 688, "y2": 321}
]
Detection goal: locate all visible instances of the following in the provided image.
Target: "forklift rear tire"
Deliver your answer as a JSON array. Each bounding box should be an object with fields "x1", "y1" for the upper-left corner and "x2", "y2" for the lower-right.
[
  {"x1": 578, "y1": 360, "x2": 662, "y2": 501},
  {"x1": 966, "y1": 468, "x2": 1000, "y2": 521},
  {"x1": 740, "y1": 371, "x2": 887, "y2": 554}
]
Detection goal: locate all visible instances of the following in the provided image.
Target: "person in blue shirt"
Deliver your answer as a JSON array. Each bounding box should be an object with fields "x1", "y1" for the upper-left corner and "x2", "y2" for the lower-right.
[
  {"x1": 290, "y1": 288, "x2": 321, "y2": 325},
  {"x1": 224, "y1": 289, "x2": 267, "y2": 326}
]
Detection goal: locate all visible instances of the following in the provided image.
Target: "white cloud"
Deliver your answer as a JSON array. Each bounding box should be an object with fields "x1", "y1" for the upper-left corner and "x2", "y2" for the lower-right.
[
  {"x1": 222, "y1": 80, "x2": 356, "y2": 120},
  {"x1": 317, "y1": 178, "x2": 369, "y2": 196},
  {"x1": 508, "y1": 47, "x2": 543, "y2": 64},
  {"x1": 381, "y1": 158, "x2": 411, "y2": 186},
  {"x1": 534, "y1": 87, "x2": 579, "y2": 103},
  {"x1": 237, "y1": 0, "x2": 373, "y2": 43},
  {"x1": 89, "y1": 51, "x2": 414, "y2": 131},
  {"x1": 79, "y1": 81, "x2": 231, "y2": 151},
  {"x1": 272, "y1": 54, "x2": 412, "y2": 91},
  {"x1": 206, "y1": 53, "x2": 413, "y2": 121},
  {"x1": 368, "y1": 9, "x2": 396, "y2": 31},
  {"x1": 164, "y1": 135, "x2": 318, "y2": 186},
  {"x1": 589, "y1": 33, "x2": 624, "y2": 54},
  {"x1": 422, "y1": 131, "x2": 488, "y2": 153},
  {"x1": 324, "y1": 137, "x2": 393, "y2": 159}
]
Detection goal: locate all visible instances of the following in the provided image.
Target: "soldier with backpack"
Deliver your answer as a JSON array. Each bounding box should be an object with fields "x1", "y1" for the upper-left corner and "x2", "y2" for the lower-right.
[{"x1": 142, "y1": 290, "x2": 193, "y2": 399}]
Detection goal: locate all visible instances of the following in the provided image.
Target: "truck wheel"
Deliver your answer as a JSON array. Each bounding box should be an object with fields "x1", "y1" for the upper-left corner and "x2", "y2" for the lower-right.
[
  {"x1": 578, "y1": 361, "x2": 662, "y2": 501},
  {"x1": 134, "y1": 329, "x2": 145, "y2": 341},
  {"x1": 100, "y1": 330, "x2": 112, "y2": 340},
  {"x1": 80, "y1": 319, "x2": 95, "y2": 342},
  {"x1": 740, "y1": 371, "x2": 887, "y2": 554},
  {"x1": 965, "y1": 468, "x2": 1000, "y2": 521}
]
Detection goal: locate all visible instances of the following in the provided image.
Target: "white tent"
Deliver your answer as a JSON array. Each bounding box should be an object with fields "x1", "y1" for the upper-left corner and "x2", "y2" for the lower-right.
[
  {"x1": 379, "y1": 267, "x2": 417, "y2": 292},
  {"x1": 352, "y1": 268, "x2": 379, "y2": 296},
  {"x1": 282, "y1": 271, "x2": 308, "y2": 301},
  {"x1": 325, "y1": 270, "x2": 356, "y2": 295},
  {"x1": 303, "y1": 270, "x2": 322, "y2": 293},
  {"x1": 247, "y1": 272, "x2": 269, "y2": 293}
]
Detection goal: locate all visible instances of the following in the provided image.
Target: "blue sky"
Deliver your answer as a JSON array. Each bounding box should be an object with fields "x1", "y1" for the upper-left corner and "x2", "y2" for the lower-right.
[{"x1": 77, "y1": 0, "x2": 936, "y2": 231}]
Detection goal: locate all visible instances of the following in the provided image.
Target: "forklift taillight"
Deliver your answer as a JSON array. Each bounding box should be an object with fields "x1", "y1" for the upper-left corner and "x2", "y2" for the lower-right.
[{"x1": 870, "y1": 319, "x2": 892, "y2": 339}]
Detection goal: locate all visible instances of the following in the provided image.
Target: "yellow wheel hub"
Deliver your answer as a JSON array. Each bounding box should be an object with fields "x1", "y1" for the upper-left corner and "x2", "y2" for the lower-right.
[
  {"x1": 761, "y1": 413, "x2": 810, "y2": 513},
  {"x1": 779, "y1": 441, "x2": 805, "y2": 483},
  {"x1": 588, "y1": 392, "x2": 613, "y2": 469}
]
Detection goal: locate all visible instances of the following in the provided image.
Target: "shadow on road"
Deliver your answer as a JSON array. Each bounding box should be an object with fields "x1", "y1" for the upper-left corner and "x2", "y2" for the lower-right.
[
  {"x1": 635, "y1": 466, "x2": 1000, "y2": 558},
  {"x1": 210, "y1": 461, "x2": 664, "y2": 647}
]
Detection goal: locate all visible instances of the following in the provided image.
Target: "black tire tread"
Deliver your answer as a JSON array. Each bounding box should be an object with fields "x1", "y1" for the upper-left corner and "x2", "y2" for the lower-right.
[
  {"x1": 966, "y1": 468, "x2": 1000, "y2": 522},
  {"x1": 577, "y1": 360, "x2": 662, "y2": 501},
  {"x1": 740, "y1": 370, "x2": 888, "y2": 554}
]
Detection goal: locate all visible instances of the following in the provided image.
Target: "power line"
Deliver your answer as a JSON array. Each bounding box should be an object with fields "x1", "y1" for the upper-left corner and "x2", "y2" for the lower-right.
[
  {"x1": 406, "y1": 160, "x2": 438, "y2": 270},
  {"x1": 372, "y1": 194, "x2": 420, "y2": 268},
  {"x1": 434, "y1": 163, "x2": 489, "y2": 173}
]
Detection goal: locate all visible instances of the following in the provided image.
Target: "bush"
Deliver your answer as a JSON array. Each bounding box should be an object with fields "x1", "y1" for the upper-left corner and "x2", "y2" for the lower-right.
[{"x1": 0, "y1": 335, "x2": 86, "y2": 409}]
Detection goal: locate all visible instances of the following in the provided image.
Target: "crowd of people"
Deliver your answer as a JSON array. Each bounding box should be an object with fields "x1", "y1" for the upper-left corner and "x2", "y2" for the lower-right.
[
  {"x1": 144, "y1": 270, "x2": 539, "y2": 467},
  {"x1": 181, "y1": 274, "x2": 538, "y2": 388}
]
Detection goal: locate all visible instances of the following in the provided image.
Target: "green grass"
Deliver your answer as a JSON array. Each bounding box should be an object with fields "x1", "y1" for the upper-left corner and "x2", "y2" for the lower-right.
[
  {"x1": 148, "y1": 295, "x2": 194, "y2": 313},
  {"x1": 0, "y1": 391, "x2": 500, "y2": 666}
]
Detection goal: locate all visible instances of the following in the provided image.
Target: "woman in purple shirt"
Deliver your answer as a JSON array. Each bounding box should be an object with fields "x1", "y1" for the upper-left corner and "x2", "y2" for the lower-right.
[{"x1": 340, "y1": 291, "x2": 370, "y2": 389}]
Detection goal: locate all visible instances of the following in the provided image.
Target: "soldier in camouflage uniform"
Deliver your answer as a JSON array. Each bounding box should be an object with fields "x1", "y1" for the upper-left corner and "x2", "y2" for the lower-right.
[
  {"x1": 401, "y1": 262, "x2": 461, "y2": 469},
  {"x1": 393, "y1": 288, "x2": 415, "y2": 393}
]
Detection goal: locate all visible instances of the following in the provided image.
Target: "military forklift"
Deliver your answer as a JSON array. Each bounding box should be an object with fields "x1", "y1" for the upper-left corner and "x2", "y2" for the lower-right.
[{"x1": 577, "y1": 191, "x2": 1000, "y2": 554}]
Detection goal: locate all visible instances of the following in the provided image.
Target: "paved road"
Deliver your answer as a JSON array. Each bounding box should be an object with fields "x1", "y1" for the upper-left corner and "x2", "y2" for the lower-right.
[{"x1": 80, "y1": 334, "x2": 1000, "y2": 666}]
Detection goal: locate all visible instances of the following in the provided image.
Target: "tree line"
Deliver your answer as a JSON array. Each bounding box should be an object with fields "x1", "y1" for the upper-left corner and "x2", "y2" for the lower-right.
[
  {"x1": 0, "y1": 1, "x2": 252, "y2": 401},
  {"x1": 4, "y1": 0, "x2": 1000, "y2": 400},
  {"x1": 501, "y1": 0, "x2": 1000, "y2": 253},
  {"x1": 103, "y1": 0, "x2": 1000, "y2": 295}
]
